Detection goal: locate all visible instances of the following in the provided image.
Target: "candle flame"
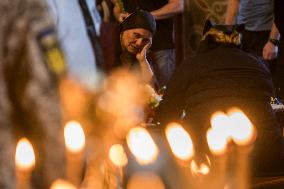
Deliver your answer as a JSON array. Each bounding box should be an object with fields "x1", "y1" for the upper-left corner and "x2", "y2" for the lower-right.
[
  {"x1": 227, "y1": 108, "x2": 256, "y2": 146},
  {"x1": 126, "y1": 127, "x2": 158, "y2": 165},
  {"x1": 15, "y1": 138, "x2": 35, "y2": 171},
  {"x1": 109, "y1": 144, "x2": 128, "y2": 167},
  {"x1": 210, "y1": 111, "x2": 231, "y2": 138},
  {"x1": 50, "y1": 179, "x2": 77, "y2": 189},
  {"x1": 165, "y1": 122, "x2": 194, "y2": 160},
  {"x1": 207, "y1": 128, "x2": 228, "y2": 155},
  {"x1": 190, "y1": 160, "x2": 210, "y2": 176},
  {"x1": 207, "y1": 112, "x2": 231, "y2": 155},
  {"x1": 64, "y1": 121, "x2": 85, "y2": 153}
]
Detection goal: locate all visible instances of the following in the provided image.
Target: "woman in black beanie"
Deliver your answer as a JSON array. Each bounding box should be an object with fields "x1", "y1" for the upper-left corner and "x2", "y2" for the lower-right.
[{"x1": 118, "y1": 10, "x2": 158, "y2": 86}]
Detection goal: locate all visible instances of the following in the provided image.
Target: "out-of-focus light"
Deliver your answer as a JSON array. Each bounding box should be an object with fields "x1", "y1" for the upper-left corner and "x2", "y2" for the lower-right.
[
  {"x1": 15, "y1": 138, "x2": 35, "y2": 171},
  {"x1": 165, "y1": 122, "x2": 194, "y2": 161},
  {"x1": 207, "y1": 128, "x2": 228, "y2": 155},
  {"x1": 227, "y1": 108, "x2": 256, "y2": 146},
  {"x1": 64, "y1": 121, "x2": 85, "y2": 153},
  {"x1": 109, "y1": 144, "x2": 128, "y2": 167},
  {"x1": 126, "y1": 172, "x2": 165, "y2": 189},
  {"x1": 190, "y1": 160, "x2": 210, "y2": 176},
  {"x1": 210, "y1": 111, "x2": 231, "y2": 139},
  {"x1": 50, "y1": 179, "x2": 77, "y2": 189},
  {"x1": 126, "y1": 127, "x2": 159, "y2": 165}
]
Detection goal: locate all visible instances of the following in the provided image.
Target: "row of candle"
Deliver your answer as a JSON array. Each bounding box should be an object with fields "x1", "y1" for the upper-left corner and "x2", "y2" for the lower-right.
[
  {"x1": 15, "y1": 121, "x2": 85, "y2": 189},
  {"x1": 15, "y1": 107, "x2": 256, "y2": 189}
]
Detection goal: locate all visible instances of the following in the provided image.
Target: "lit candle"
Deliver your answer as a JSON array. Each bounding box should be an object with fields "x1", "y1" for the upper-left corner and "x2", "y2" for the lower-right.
[
  {"x1": 207, "y1": 111, "x2": 231, "y2": 188},
  {"x1": 227, "y1": 108, "x2": 256, "y2": 189},
  {"x1": 15, "y1": 138, "x2": 35, "y2": 189},
  {"x1": 190, "y1": 158, "x2": 210, "y2": 177},
  {"x1": 165, "y1": 122, "x2": 194, "y2": 188},
  {"x1": 126, "y1": 127, "x2": 158, "y2": 165},
  {"x1": 165, "y1": 122, "x2": 194, "y2": 161},
  {"x1": 64, "y1": 121, "x2": 86, "y2": 186},
  {"x1": 109, "y1": 144, "x2": 128, "y2": 188},
  {"x1": 50, "y1": 179, "x2": 77, "y2": 189}
]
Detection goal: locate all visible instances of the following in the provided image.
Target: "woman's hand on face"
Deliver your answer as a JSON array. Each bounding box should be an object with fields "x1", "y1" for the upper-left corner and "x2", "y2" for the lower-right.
[{"x1": 136, "y1": 41, "x2": 152, "y2": 63}]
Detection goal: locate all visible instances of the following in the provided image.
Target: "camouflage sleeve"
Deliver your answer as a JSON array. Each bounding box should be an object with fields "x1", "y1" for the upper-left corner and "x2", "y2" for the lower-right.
[{"x1": 3, "y1": 0, "x2": 66, "y2": 187}]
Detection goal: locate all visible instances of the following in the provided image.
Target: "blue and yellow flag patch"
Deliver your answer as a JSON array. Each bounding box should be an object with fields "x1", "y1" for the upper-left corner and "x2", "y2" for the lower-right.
[{"x1": 37, "y1": 28, "x2": 66, "y2": 76}]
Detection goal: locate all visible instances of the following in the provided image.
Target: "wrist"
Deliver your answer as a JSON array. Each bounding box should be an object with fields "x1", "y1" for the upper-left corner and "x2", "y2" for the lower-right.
[{"x1": 269, "y1": 38, "x2": 280, "y2": 47}]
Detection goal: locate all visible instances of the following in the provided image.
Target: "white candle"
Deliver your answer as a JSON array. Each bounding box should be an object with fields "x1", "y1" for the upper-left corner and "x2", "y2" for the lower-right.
[
  {"x1": 15, "y1": 138, "x2": 35, "y2": 189},
  {"x1": 207, "y1": 114, "x2": 229, "y2": 189},
  {"x1": 64, "y1": 121, "x2": 86, "y2": 186},
  {"x1": 126, "y1": 127, "x2": 158, "y2": 165},
  {"x1": 165, "y1": 122, "x2": 194, "y2": 188},
  {"x1": 109, "y1": 144, "x2": 128, "y2": 188},
  {"x1": 227, "y1": 108, "x2": 256, "y2": 189},
  {"x1": 165, "y1": 122, "x2": 194, "y2": 161}
]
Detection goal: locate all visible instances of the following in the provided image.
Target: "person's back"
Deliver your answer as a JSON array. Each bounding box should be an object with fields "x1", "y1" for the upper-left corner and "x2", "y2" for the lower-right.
[
  {"x1": 183, "y1": 45, "x2": 273, "y2": 107},
  {"x1": 155, "y1": 22, "x2": 284, "y2": 176}
]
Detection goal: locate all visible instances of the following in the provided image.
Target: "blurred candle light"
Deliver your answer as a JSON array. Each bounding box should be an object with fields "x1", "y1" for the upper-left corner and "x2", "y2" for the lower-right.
[
  {"x1": 207, "y1": 112, "x2": 232, "y2": 189},
  {"x1": 109, "y1": 144, "x2": 128, "y2": 187},
  {"x1": 109, "y1": 144, "x2": 128, "y2": 167},
  {"x1": 165, "y1": 122, "x2": 194, "y2": 161},
  {"x1": 15, "y1": 138, "x2": 35, "y2": 189},
  {"x1": 210, "y1": 111, "x2": 231, "y2": 141},
  {"x1": 126, "y1": 127, "x2": 158, "y2": 165},
  {"x1": 227, "y1": 108, "x2": 256, "y2": 146},
  {"x1": 190, "y1": 160, "x2": 210, "y2": 176},
  {"x1": 64, "y1": 121, "x2": 85, "y2": 152},
  {"x1": 207, "y1": 128, "x2": 228, "y2": 156},
  {"x1": 64, "y1": 121, "x2": 86, "y2": 186},
  {"x1": 50, "y1": 179, "x2": 77, "y2": 189},
  {"x1": 227, "y1": 108, "x2": 256, "y2": 189}
]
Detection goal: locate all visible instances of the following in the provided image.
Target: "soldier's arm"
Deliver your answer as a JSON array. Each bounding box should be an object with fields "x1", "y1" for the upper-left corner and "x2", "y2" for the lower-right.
[{"x1": 4, "y1": 0, "x2": 67, "y2": 186}]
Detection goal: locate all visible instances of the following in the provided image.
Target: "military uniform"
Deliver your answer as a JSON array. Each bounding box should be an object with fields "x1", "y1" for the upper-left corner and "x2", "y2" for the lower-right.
[{"x1": 0, "y1": 0, "x2": 66, "y2": 188}]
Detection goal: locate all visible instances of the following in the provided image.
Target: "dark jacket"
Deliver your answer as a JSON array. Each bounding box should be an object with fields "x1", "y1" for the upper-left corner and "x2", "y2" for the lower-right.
[
  {"x1": 155, "y1": 40, "x2": 274, "y2": 125},
  {"x1": 154, "y1": 40, "x2": 284, "y2": 176}
]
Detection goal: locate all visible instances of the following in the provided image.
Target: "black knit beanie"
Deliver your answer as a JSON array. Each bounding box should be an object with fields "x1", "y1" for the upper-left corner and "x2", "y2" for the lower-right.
[{"x1": 120, "y1": 9, "x2": 156, "y2": 34}]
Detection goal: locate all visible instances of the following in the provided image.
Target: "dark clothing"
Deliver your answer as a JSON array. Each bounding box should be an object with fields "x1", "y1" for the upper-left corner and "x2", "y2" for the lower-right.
[
  {"x1": 274, "y1": 0, "x2": 284, "y2": 36},
  {"x1": 275, "y1": 40, "x2": 284, "y2": 99},
  {"x1": 156, "y1": 43, "x2": 274, "y2": 123},
  {"x1": 155, "y1": 40, "x2": 284, "y2": 176},
  {"x1": 241, "y1": 30, "x2": 270, "y2": 57},
  {"x1": 241, "y1": 30, "x2": 277, "y2": 83},
  {"x1": 122, "y1": 0, "x2": 174, "y2": 51},
  {"x1": 274, "y1": 0, "x2": 284, "y2": 99}
]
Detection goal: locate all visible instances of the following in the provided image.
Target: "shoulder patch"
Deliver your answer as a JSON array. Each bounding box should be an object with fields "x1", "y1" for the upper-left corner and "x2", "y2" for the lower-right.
[{"x1": 37, "y1": 28, "x2": 66, "y2": 76}]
